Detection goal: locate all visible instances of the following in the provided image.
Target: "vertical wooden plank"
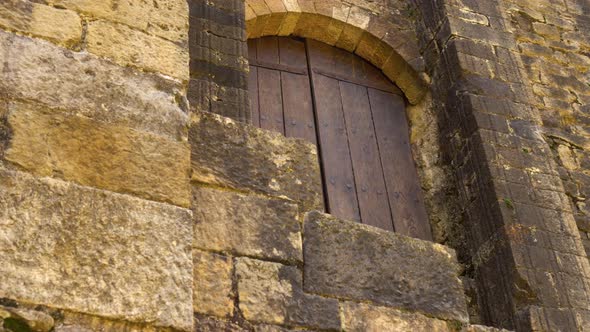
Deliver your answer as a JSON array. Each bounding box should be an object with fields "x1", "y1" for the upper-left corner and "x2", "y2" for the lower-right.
[
  {"x1": 312, "y1": 74, "x2": 361, "y2": 222},
  {"x1": 281, "y1": 72, "x2": 317, "y2": 144},
  {"x1": 340, "y1": 81, "x2": 394, "y2": 231},
  {"x1": 257, "y1": 67, "x2": 284, "y2": 134},
  {"x1": 247, "y1": 39, "x2": 258, "y2": 62},
  {"x1": 369, "y1": 88, "x2": 433, "y2": 240},
  {"x1": 248, "y1": 65, "x2": 260, "y2": 127},
  {"x1": 279, "y1": 37, "x2": 307, "y2": 70},
  {"x1": 256, "y1": 36, "x2": 280, "y2": 64}
]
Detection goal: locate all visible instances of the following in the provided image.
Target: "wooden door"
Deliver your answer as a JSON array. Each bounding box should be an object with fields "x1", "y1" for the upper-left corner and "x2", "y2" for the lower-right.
[{"x1": 248, "y1": 36, "x2": 432, "y2": 241}]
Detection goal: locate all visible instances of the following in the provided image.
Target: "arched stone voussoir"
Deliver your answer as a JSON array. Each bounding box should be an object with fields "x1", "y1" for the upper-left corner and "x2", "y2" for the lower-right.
[{"x1": 245, "y1": 1, "x2": 428, "y2": 105}]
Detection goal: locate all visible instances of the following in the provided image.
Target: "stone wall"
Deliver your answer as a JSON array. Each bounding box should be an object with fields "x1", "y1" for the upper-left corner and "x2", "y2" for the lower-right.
[
  {"x1": 501, "y1": 0, "x2": 590, "y2": 265},
  {"x1": 413, "y1": 0, "x2": 590, "y2": 330},
  {"x1": 0, "y1": 0, "x2": 193, "y2": 330},
  {"x1": 2, "y1": 0, "x2": 589, "y2": 331}
]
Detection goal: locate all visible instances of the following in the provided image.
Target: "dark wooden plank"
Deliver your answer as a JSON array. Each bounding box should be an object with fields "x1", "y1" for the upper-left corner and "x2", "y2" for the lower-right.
[
  {"x1": 281, "y1": 71, "x2": 317, "y2": 144},
  {"x1": 256, "y1": 36, "x2": 280, "y2": 65},
  {"x1": 247, "y1": 39, "x2": 257, "y2": 62},
  {"x1": 279, "y1": 37, "x2": 308, "y2": 71},
  {"x1": 248, "y1": 65, "x2": 260, "y2": 127},
  {"x1": 339, "y1": 81, "x2": 394, "y2": 231},
  {"x1": 258, "y1": 67, "x2": 284, "y2": 134},
  {"x1": 369, "y1": 88, "x2": 433, "y2": 240},
  {"x1": 312, "y1": 73, "x2": 361, "y2": 222}
]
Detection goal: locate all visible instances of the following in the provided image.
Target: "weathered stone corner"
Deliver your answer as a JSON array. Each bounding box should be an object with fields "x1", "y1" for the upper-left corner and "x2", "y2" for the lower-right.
[{"x1": 303, "y1": 211, "x2": 469, "y2": 323}]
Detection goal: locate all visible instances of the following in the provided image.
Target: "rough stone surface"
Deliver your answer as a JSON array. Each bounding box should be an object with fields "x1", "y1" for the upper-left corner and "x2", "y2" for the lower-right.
[
  {"x1": 235, "y1": 258, "x2": 340, "y2": 330},
  {"x1": 48, "y1": 0, "x2": 188, "y2": 43},
  {"x1": 0, "y1": 168, "x2": 193, "y2": 331},
  {"x1": 193, "y1": 250, "x2": 234, "y2": 318},
  {"x1": 193, "y1": 315, "x2": 248, "y2": 332},
  {"x1": 189, "y1": 112, "x2": 323, "y2": 213},
  {"x1": 192, "y1": 186, "x2": 302, "y2": 263},
  {"x1": 0, "y1": 305, "x2": 54, "y2": 332},
  {"x1": 303, "y1": 211, "x2": 469, "y2": 322},
  {"x1": 340, "y1": 302, "x2": 452, "y2": 332},
  {"x1": 4, "y1": 101, "x2": 191, "y2": 207},
  {"x1": 0, "y1": 30, "x2": 188, "y2": 141},
  {"x1": 0, "y1": 1, "x2": 82, "y2": 47},
  {"x1": 86, "y1": 20, "x2": 189, "y2": 81}
]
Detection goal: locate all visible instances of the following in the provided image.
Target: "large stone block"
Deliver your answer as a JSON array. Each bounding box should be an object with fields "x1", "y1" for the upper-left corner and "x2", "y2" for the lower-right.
[
  {"x1": 0, "y1": 168, "x2": 193, "y2": 331},
  {"x1": 4, "y1": 101, "x2": 191, "y2": 207},
  {"x1": 192, "y1": 186, "x2": 302, "y2": 263},
  {"x1": 48, "y1": 0, "x2": 188, "y2": 43},
  {"x1": 86, "y1": 20, "x2": 189, "y2": 81},
  {"x1": 235, "y1": 258, "x2": 340, "y2": 330},
  {"x1": 303, "y1": 212, "x2": 469, "y2": 322},
  {"x1": 340, "y1": 302, "x2": 452, "y2": 332},
  {"x1": 0, "y1": 1, "x2": 82, "y2": 47},
  {"x1": 0, "y1": 30, "x2": 187, "y2": 141},
  {"x1": 193, "y1": 250, "x2": 234, "y2": 317},
  {"x1": 189, "y1": 112, "x2": 323, "y2": 213}
]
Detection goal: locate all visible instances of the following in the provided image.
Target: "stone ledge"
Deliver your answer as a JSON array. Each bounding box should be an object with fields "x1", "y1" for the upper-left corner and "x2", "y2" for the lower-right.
[
  {"x1": 189, "y1": 111, "x2": 323, "y2": 213},
  {"x1": 192, "y1": 185, "x2": 302, "y2": 263},
  {"x1": 303, "y1": 211, "x2": 469, "y2": 323},
  {"x1": 0, "y1": 30, "x2": 188, "y2": 141},
  {"x1": 0, "y1": 168, "x2": 193, "y2": 331}
]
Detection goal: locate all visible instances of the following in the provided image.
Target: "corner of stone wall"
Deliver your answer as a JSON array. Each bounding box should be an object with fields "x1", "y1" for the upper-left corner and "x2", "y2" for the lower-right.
[{"x1": 0, "y1": 0, "x2": 195, "y2": 331}]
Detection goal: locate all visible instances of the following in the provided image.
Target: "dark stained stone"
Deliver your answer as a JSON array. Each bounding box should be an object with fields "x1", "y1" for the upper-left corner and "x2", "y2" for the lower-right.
[{"x1": 303, "y1": 211, "x2": 469, "y2": 323}]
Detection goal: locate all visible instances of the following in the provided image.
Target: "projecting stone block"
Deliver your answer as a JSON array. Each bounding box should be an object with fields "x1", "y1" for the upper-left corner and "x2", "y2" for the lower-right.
[
  {"x1": 86, "y1": 20, "x2": 189, "y2": 81},
  {"x1": 235, "y1": 258, "x2": 340, "y2": 330},
  {"x1": 192, "y1": 186, "x2": 302, "y2": 263},
  {"x1": 0, "y1": 1, "x2": 82, "y2": 47},
  {"x1": 0, "y1": 168, "x2": 193, "y2": 331},
  {"x1": 303, "y1": 211, "x2": 469, "y2": 322},
  {"x1": 0, "y1": 30, "x2": 187, "y2": 141},
  {"x1": 189, "y1": 111, "x2": 323, "y2": 213},
  {"x1": 193, "y1": 250, "x2": 234, "y2": 317},
  {"x1": 4, "y1": 101, "x2": 191, "y2": 207},
  {"x1": 340, "y1": 302, "x2": 452, "y2": 332}
]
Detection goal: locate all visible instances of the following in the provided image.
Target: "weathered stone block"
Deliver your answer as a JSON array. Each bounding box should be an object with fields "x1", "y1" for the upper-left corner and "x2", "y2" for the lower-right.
[
  {"x1": 192, "y1": 186, "x2": 303, "y2": 262},
  {"x1": 236, "y1": 258, "x2": 340, "y2": 330},
  {"x1": 189, "y1": 111, "x2": 323, "y2": 213},
  {"x1": 0, "y1": 168, "x2": 193, "y2": 331},
  {"x1": 303, "y1": 211, "x2": 469, "y2": 322},
  {"x1": 340, "y1": 302, "x2": 452, "y2": 332},
  {"x1": 48, "y1": 0, "x2": 188, "y2": 43},
  {"x1": 86, "y1": 20, "x2": 189, "y2": 81},
  {"x1": 0, "y1": 1, "x2": 82, "y2": 47},
  {"x1": 0, "y1": 31, "x2": 188, "y2": 141},
  {"x1": 193, "y1": 250, "x2": 234, "y2": 317},
  {"x1": 192, "y1": 186, "x2": 302, "y2": 263},
  {"x1": 4, "y1": 101, "x2": 191, "y2": 207}
]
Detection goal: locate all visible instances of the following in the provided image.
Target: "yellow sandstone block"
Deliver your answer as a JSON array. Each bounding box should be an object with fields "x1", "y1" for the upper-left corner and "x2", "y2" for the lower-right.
[
  {"x1": 86, "y1": 20, "x2": 189, "y2": 81},
  {"x1": 0, "y1": 1, "x2": 82, "y2": 47}
]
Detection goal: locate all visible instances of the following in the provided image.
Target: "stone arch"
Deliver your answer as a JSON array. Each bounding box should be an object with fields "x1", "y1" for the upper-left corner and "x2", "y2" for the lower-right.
[{"x1": 244, "y1": 0, "x2": 428, "y2": 104}]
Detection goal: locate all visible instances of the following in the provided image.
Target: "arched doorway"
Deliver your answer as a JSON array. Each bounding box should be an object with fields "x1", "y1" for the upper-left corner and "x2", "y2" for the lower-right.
[{"x1": 248, "y1": 36, "x2": 432, "y2": 241}]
